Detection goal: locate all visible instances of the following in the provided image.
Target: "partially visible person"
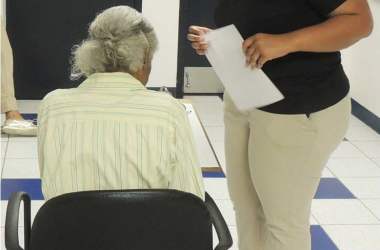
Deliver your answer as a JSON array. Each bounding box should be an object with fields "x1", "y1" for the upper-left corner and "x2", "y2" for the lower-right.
[
  {"x1": 37, "y1": 6, "x2": 204, "y2": 200},
  {"x1": 1, "y1": 21, "x2": 37, "y2": 136}
]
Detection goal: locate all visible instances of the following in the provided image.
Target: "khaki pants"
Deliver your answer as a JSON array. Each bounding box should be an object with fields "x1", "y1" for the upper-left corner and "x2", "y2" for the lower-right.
[
  {"x1": 224, "y1": 94, "x2": 351, "y2": 250},
  {"x1": 1, "y1": 21, "x2": 18, "y2": 113}
]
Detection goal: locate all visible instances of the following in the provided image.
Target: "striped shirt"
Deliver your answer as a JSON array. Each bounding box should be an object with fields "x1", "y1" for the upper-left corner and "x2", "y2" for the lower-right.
[{"x1": 38, "y1": 73, "x2": 205, "y2": 200}]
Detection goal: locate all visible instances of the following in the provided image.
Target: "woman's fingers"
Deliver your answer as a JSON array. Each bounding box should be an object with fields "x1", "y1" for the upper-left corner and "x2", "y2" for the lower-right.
[
  {"x1": 188, "y1": 26, "x2": 210, "y2": 35},
  {"x1": 257, "y1": 56, "x2": 267, "y2": 69},
  {"x1": 188, "y1": 26, "x2": 211, "y2": 55},
  {"x1": 187, "y1": 34, "x2": 203, "y2": 42},
  {"x1": 245, "y1": 42, "x2": 261, "y2": 68},
  {"x1": 242, "y1": 36, "x2": 256, "y2": 53},
  {"x1": 191, "y1": 42, "x2": 209, "y2": 50},
  {"x1": 250, "y1": 50, "x2": 261, "y2": 69},
  {"x1": 246, "y1": 46, "x2": 257, "y2": 65},
  {"x1": 196, "y1": 49, "x2": 207, "y2": 55}
]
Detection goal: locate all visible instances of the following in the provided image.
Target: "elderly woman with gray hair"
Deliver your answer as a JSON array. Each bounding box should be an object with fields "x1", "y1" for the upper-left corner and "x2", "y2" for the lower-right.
[{"x1": 37, "y1": 6, "x2": 205, "y2": 200}]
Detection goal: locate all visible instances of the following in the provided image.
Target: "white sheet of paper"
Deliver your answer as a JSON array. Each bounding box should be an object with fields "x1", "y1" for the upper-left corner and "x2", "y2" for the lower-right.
[{"x1": 204, "y1": 25, "x2": 284, "y2": 111}]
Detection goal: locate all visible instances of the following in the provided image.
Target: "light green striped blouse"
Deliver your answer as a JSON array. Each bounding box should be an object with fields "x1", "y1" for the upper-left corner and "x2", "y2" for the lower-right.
[{"x1": 38, "y1": 73, "x2": 205, "y2": 200}]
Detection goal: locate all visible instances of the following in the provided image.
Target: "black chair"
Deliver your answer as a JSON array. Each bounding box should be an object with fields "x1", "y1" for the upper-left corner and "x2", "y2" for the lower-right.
[{"x1": 5, "y1": 190, "x2": 233, "y2": 250}]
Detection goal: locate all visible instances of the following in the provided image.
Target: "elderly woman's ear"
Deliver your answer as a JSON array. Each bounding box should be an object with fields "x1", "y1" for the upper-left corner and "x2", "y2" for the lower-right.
[{"x1": 132, "y1": 48, "x2": 153, "y2": 85}]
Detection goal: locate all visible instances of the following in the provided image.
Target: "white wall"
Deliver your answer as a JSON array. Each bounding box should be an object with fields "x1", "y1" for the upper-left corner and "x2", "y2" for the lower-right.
[
  {"x1": 143, "y1": 0, "x2": 179, "y2": 88},
  {"x1": 0, "y1": 0, "x2": 4, "y2": 19},
  {"x1": 1, "y1": 0, "x2": 4, "y2": 91},
  {"x1": 342, "y1": 0, "x2": 380, "y2": 117}
]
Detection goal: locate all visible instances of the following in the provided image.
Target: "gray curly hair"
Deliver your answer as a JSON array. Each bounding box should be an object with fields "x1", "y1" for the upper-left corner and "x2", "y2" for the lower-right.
[{"x1": 71, "y1": 6, "x2": 158, "y2": 79}]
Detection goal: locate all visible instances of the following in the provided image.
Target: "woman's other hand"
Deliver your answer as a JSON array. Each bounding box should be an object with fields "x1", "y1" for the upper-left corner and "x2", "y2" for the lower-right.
[
  {"x1": 243, "y1": 33, "x2": 296, "y2": 69},
  {"x1": 187, "y1": 26, "x2": 211, "y2": 55}
]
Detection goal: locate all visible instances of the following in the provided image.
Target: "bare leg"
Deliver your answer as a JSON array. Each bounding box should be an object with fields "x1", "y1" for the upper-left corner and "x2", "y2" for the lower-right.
[{"x1": 5, "y1": 111, "x2": 24, "y2": 120}]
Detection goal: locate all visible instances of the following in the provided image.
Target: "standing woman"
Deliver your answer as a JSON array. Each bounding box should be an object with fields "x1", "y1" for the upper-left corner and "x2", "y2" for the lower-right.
[{"x1": 188, "y1": 0, "x2": 373, "y2": 250}]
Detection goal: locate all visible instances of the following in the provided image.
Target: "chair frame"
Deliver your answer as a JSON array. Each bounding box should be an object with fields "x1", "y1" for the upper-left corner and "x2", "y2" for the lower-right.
[{"x1": 5, "y1": 191, "x2": 233, "y2": 250}]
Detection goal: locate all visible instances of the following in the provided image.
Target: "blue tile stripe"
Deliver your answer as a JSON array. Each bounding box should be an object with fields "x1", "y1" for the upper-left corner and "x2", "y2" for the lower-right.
[
  {"x1": 1, "y1": 170, "x2": 226, "y2": 200},
  {"x1": 202, "y1": 171, "x2": 226, "y2": 178},
  {"x1": 21, "y1": 113, "x2": 38, "y2": 125},
  {"x1": 315, "y1": 178, "x2": 355, "y2": 199},
  {"x1": 1, "y1": 179, "x2": 44, "y2": 200},
  {"x1": 311, "y1": 225, "x2": 338, "y2": 250},
  {"x1": 351, "y1": 98, "x2": 380, "y2": 134},
  {"x1": 2, "y1": 177, "x2": 353, "y2": 201}
]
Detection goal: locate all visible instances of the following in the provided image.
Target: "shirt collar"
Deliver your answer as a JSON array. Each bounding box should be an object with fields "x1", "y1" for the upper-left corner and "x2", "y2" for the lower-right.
[{"x1": 78, "y1": 72, "x2": 146, "y2": 90}]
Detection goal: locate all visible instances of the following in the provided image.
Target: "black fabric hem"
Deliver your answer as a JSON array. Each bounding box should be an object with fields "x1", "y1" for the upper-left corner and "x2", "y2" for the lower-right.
[
  {"x1": 259, "y1": 65, "x2": 350, "y2": 115},
  {"x1": 309, "y1": 0, "x2": 347, "y2": 16}
]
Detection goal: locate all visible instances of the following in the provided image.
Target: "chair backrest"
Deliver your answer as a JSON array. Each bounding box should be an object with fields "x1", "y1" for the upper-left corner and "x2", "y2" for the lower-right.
[{"x1": 29, "y1": 190, "x2": 213, "y2": 250}]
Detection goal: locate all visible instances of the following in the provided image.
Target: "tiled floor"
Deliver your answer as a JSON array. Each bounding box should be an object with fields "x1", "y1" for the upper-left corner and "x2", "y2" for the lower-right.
[{"x1": 1, "y1": 97, "x2": 380, "y2": 250}]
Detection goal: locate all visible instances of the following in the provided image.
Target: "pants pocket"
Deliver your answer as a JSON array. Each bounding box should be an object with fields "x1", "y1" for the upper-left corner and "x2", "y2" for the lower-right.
[{"x1": 263, "y1": 113, "x2": 318, "y2": 147}]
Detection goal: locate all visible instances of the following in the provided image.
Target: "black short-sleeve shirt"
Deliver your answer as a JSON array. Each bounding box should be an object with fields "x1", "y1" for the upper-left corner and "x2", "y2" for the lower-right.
[{"x1": 215, "y1": 0, "x2": 350, "y2": 114}]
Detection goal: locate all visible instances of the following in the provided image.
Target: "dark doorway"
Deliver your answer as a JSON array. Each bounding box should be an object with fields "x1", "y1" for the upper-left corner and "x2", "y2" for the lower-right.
[
  {"x1": 6, "y1": 0, "x2": 142, "y2": 99},
  {"x1": 176, "y1": 0, "x2": 220, "y2": 98}
]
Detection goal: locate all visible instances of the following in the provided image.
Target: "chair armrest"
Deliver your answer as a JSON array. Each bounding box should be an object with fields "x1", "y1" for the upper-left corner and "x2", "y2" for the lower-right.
[
  {"x1": 5, "y1": 192, "x2": 31, "y2": 250},
  {"x1": 205, "y1": 193, "x2": 233, "y2": 250}
]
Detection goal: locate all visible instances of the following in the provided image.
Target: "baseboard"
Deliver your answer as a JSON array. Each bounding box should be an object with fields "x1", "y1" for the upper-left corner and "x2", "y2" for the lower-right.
[
  {"x1": 351, "y1": 99, "x2": 380, "y2": 134},
  {"x1": 148, "y1": 88, "x2": 224, "y2": 99},
  {"x1": 147, "y1": 87, "x2": 177, "y2": 97},
  {"x1": 183, "y1": 93, "x2": 224, "y2": 98}
]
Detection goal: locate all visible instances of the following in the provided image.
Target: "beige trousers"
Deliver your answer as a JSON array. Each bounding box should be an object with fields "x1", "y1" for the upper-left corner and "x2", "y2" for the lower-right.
[
  {"x1": 1, "y1": 21, "x2": 18, "y2": 113},
  {"x1": 224, "y1": 94, "x2": 351, "y2": 250}
]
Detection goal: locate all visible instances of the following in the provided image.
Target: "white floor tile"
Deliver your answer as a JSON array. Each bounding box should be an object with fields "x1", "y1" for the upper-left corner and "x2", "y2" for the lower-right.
[
  {"x1": 327, "y1": 158, "x2": 380, "y2": 178},
  {"x1": 212, "y1": 141, "x2": 226, "y2": 169},
  {"x1": 361, "y1": 199, "x2": 380, "y2": 220},
  {"x1": 321, "y1": 168, "x2": 335, "y2": 178},
  {"x1": 17, "y1": 100, "x2": 41, "y2": 114},
  {"x1": 349, "y1": 115, "x2": 367, "y2": 127},
  {"x1": 331, "y1": 142, "x2": 367, "y2": 158},
  {"x1": 2, "y1": 158, "x2": 40, "y2": 179},
  {"x1": 6, "y1": 141, "x2": 38, "y2": 159},
  {"x1": 197, "y1": 112, "x2": 224, "y2": 127},
  {"x1": 199, "y1": 152, "x2": 220, "y2": 168},
  {"x1": 228, "y1": 226, "x2": 238, "y2": 250},
  {"x1": 1, "y1": 134, "x2": 9, "y2": 142},
  {"x1": 1, "y1": 201, "x2": 45, "y2": 227},
  {"x1": 190, "y1": 98, "x2": 224, "y2": 127},
  {"x1": 311, "y1": 199, "x2": 379, "y2": 225},
  {"x1": 182, "y1": 104, "x2": 219, "y2": 167},
  {"x1": 204, "y1": 179, "x2": 230, "y2": 200},
  {"x1": 310, "y1": 215, "x2": 319, "y2": 225},
  {"x1": 1, "y1": 141, "x2": 7, "y2": 159},
  {"x1": 212, "y1": 225, "x2": 238, "y2": 250},
  {"x1": 215, "y1": 199, "x2": 236, "y2": 226},
  {"x1": 323, "y1": 225, "x2": 380, "y2": 250},
  {"x1": 351, "y1": 141, "x2": 380, "y2": 158},
  {"x1": 192, "y1": 102, "x2": 224, "y2": 116},
  {"x1": 204, "y1": 126, "x2": 225, "y2": 143},
  {"x1": 184, "y1": 96, "x2": 222, "y2": 104},
  {"x1": 0, "y1": 227, "x2": 4, "y2": 250},
  {"x1": 8, "y1": 136, "x2": 37, "y2": 142},
  {"x1": 340, "y1": 178, "x2": 380, "y2": 199},
  {"x1": 345, "y1": 125, "x2": 380, "y2": 141},
  {"x1": 372, "y1": 158, "x2": 380, "y2": 167}
]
